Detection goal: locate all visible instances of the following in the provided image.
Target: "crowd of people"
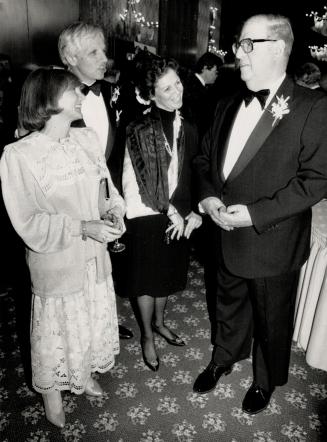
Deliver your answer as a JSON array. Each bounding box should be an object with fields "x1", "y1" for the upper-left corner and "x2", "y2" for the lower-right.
[{"x1": 1, "y1": 12, "x2": 327, "y2": 429}]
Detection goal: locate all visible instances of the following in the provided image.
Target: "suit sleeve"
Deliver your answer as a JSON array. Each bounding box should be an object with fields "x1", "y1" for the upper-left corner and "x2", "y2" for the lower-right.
[
  {"x1": 192, "y1": 102, "x2": 225, "y2": 203},
  {"x1": 248, "y1": 95, "x2": 327, "y2": 233}
]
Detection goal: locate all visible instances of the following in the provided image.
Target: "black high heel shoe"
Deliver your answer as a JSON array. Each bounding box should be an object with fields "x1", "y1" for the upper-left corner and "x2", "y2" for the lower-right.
[
  {"x1": 140, "y1": 338, "x2": 159, "y2": 372},
  {"x1": 152, "y1": 323, "x2": 186, "y2": 347}
]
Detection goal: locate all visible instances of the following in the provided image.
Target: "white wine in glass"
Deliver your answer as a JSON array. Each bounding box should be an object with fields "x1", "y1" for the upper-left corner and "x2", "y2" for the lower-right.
[{"x1": 102, "y1": 211, "x2": 126, "y2": 253}]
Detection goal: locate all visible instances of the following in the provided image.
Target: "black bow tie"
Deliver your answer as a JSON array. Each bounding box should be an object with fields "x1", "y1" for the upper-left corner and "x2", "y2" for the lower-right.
[
  {"x1": 82, "y1": 81, "x2": 101, "y2": 96},
  {"x1": 244, "y1": 88, "x2": 270, "y2": 110}
]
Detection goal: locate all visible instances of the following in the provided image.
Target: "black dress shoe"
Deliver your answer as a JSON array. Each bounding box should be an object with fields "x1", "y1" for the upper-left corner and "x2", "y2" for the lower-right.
[
  {"x1": 152, "y1": 323, "x2": 186, "y2": 346},
  {"x1": 242, "y1": 383, "x2": 274, "y2": 415},
  {"x1": 119, "y1": 325, "x2": 133, "y2": 339},
  {"x1": 143, "y1": 355, "x2": 160, "y2": 372},
  {"x1": 193, "y1": 361, "x2": 232, "y2": 394}
]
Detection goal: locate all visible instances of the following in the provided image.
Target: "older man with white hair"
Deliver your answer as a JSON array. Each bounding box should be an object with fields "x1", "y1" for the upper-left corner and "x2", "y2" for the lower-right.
[{"x1": 58, "y1": 22, "x2": 133, "y2": 340}]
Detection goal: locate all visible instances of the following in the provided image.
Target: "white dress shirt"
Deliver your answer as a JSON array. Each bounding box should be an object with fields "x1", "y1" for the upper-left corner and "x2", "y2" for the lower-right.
[
  {"x1": 195, "y1": 73, "x2": 206, "y2": 87},
  {"x1": 222, "y1": 74, "x2": 286, "y2": 179},
  {"x1": 81, "y1": 90, "x2": 109, "y2": 155}
]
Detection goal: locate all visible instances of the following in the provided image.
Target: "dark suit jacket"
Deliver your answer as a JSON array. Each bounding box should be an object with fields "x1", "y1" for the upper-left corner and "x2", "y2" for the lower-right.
[
  {"x1": 182, "y1": 73, "x2": 215, "y2": 139},
  {"x1": 194, "y1": 76, "x2": 327, "y2": 278},
  {"x1": 71, "y1": 80, "x2": 116, "y2": 163}
]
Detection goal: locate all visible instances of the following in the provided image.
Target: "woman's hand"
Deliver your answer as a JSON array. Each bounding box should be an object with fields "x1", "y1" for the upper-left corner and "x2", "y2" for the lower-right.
[
  {"x1": 166, "y1": 211, "x2": 184, "y2": 240},
  {"x1": 183, "y1": 212, "x2": 202, "y2": 239},
  {"x1": 83, "y1": 220, "x2": 123, "y2": 243},
  {"x1": 102, "y1": 208, "x2": 126, "y2": 236}
]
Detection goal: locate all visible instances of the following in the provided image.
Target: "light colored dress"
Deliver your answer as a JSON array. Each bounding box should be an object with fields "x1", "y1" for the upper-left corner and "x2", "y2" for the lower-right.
[{"x1": 0, "y1": 127, "x2": 124, "y2": 394}]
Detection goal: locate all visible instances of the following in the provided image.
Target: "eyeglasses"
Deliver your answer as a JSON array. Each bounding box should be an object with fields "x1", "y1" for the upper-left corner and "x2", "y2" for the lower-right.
[{"x1": 232, "y1": 38, "x2": 277, "y2": 54}]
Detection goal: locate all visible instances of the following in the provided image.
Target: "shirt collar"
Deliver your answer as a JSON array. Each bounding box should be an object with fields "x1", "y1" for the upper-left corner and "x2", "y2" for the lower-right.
[{"x1": 195, "y1": 73, "x2": 206, "y2": 87}]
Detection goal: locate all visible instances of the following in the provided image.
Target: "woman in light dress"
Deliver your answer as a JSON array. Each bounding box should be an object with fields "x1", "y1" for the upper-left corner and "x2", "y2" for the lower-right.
[{"x1": 0, "y1": 68, "x2": 125, "y2": 427}]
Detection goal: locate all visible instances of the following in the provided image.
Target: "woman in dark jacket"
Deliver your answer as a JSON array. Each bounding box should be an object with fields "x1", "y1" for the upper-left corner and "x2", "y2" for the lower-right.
[{"x1": 122, "y1": 58, "x2": 202, "y2": 371}]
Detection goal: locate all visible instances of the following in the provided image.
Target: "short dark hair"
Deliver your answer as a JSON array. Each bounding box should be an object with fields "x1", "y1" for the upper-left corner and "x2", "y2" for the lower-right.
[
  {"x1": 195, "y1": 52, "x2": 223, "y2": 74},
  {"x1": 19, "y1": 67, "x2": 81, "y2": 132},
  {"x1": 135, "y1": 57, "x2": 179, "y2": 101},
  {"x1": 294, "y1": 62, "x2": 321, "y2": 85}
]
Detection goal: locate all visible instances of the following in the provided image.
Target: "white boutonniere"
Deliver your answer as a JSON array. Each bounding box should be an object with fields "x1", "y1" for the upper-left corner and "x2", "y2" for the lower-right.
[
  {"x1": 270, "y1": 95, "x2": 290, "y2": 126},
  {"x1": 115, "y1": 109, "x2": 122, "y2": 123},
  {"x1": 110, "y1": 86, "x2": 120, "y2": 107}
]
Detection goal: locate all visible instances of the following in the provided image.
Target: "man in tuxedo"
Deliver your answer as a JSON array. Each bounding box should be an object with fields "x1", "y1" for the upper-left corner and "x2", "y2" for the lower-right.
[
  {"x1": 193, "y1": 14, "x2": 327, "y2": 414},
  {"x1": 58, "y1": 22, "x2": 133, "y2": 340},
  {"x1": 182, "y1": 51, "x2": 223, "y2": 139}
]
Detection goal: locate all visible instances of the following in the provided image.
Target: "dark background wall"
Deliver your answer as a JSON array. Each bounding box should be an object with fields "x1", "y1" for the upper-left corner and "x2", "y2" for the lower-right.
[
  {"x1": 0, "y1": 0, "x2": 79, "y2": 67},
  {"x1": 219, "y1": 0, "x2": 327, "y2": 73},
  {"x1": 0, "y1": 0, "x2": 325, "y2": 72},
  {"x1": 0, "y1": 0, "x2": 221, "y2": 69},
  {"x1": 159, "y1": 0, "x2": 221, "y2": 68}
]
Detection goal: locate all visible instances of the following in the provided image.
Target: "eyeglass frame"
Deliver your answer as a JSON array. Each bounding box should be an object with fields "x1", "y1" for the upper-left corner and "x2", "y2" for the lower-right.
[{"x1": 232, "y1": 38, "x2": 277, "y2": 54}]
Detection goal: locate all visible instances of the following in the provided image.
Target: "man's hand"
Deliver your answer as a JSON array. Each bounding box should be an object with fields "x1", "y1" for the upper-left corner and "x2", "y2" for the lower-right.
[
  {"x1": 200, "y1": 197, "x2": 234, "y2": 231},
  {"x1": 184, "y1": 211, "x2": 202, "y2": 239},
  {"x1": 220, "y1": 204, "x2": 253, "y2": 228}
]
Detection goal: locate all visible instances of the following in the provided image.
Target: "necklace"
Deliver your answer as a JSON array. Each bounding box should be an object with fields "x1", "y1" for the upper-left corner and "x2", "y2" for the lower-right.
[
  {"x1": 160, "y1": 110, "x2": 182, "y2": 157},
  {"x1": 163, "y1": 134, "x2": 173, "y2": 156}
]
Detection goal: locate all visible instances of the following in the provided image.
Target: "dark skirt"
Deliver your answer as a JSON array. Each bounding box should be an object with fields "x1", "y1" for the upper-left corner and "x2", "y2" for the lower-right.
[{"x1": 115, "y1": 214, "x2": 189, "y2": 298}]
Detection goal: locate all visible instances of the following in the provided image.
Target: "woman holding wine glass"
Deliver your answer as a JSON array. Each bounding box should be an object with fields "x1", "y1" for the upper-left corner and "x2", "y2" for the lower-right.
[
  {"x1": 0, "y1": 68, "x2": 125, "y2": 427},
  {"x1": 122, "y1": 57, "x2": 202, "y2": 371}
]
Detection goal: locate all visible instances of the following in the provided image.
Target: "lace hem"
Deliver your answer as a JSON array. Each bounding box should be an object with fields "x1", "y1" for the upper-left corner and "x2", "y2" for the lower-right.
[{"x1": 31, "y1": 259, "x2": 119, "y2": 394}]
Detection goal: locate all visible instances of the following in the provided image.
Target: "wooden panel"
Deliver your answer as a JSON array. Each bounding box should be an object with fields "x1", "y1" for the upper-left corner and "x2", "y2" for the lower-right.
[
  {"x1": 28, "y1": 0, "x2": 79, "y2": 65},
  {"x1": 159, "y1": 0, "x2": 222, "y2": 67},
  {"x1": 197, "y1": 0, "x2": 221, "y2": 58},
  {"x1": 0, "y1": 0, "x2": 79, "y2": 67},
  {"x1": 80, "y1": 0, "x2": 115, "y2": 38},
  {"x1": 0, "y1": 0, "x2": 29, "y2": 66},
  {"x1": 159, "y1": 0, "x2": 199, "y2": 67},
  {"x1": 80, "y1": 0, "x2": 159, "y2": 57}
]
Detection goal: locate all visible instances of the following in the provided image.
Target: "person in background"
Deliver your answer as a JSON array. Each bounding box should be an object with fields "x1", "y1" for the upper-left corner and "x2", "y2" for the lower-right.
[
  {"x1": 0, "y1": 68, "x2": 125, "y2": 427},
  {"x1": 294, "y1": 61, "x2": 321, "y2": 89},
  {"x1": 58, "y1": 21, "x2": 133, "y2": 340},
  {"x1": 181, "y1": 51, "x2": 223, "y2": 343},
  {"x1": 319, "y1": 72, "x2": 327, "y2": 92},
  {"x1": 122, "y1": 57, "x2": 202, "y2": 371},
  {"x1": 182, "y1": 51, "x2": 223, "y2": 139},
  {"x1": 108, "y1": 49, "x2": 155, "y2": 194},
  {"x1": 193, "y1": 14, "x2": 327, "y2": 414}
]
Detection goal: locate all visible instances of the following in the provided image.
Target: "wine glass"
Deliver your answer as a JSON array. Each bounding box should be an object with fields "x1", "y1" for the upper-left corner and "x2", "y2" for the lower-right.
[{"x1": 102, "y1": 210, "x2": 126, "y2": 253}]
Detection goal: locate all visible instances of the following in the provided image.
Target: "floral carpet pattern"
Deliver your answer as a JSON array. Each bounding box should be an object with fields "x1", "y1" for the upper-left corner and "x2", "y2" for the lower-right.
[{"x1": 1, "y1": 257, "x2": 327, "y2": 441}]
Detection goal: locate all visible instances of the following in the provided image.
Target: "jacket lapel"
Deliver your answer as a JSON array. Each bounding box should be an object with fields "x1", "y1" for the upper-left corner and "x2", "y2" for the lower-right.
[
  {"x1": 71, "y1": 82, "x2": 116, "y2": 161},
  {"x1": 100, "y1": 80, "x2": 116, "y2": 161},
  {"x1": 227, "y1": 76, "x2": 294, "y2": 182}
]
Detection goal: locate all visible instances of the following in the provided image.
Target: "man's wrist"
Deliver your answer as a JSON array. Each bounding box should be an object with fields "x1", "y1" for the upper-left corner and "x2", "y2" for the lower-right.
[{"x1": 167, "y1": 205, "x2": 178, "y2": 216}]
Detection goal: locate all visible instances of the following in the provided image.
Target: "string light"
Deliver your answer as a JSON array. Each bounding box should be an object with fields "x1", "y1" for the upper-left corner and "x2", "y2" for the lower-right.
[
  {"x1": 120, "y1": 0, "x2": 158, "y2": 32},
  {"x1": 306, "y1": 6, "x2": 327, "y2": 61},
  {"x1": 309, "y1": 45, "x2": 327, "y2": 61},
  {"x1": 207, "y1": 5, "x2": 226, "y2": 60}
]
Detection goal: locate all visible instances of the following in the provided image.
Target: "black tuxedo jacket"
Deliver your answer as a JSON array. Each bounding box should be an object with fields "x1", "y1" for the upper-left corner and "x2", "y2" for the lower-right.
[
  {"x1": 194, "y1": 76, "x2": 327, "y2": 278},
  {"x1": 71, "y1": 80, "x2": 116, "y2": 162}
]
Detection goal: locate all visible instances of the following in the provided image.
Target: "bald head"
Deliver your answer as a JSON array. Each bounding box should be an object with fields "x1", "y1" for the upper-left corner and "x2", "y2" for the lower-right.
[{"x1": 235, "y1": 14, "x2": 293, "y2": 90}]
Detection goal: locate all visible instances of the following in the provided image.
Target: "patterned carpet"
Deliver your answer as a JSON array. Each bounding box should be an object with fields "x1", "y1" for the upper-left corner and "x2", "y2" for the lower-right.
[{"x1": 1, "y1": 256, "x2": 327, "y2": 442}]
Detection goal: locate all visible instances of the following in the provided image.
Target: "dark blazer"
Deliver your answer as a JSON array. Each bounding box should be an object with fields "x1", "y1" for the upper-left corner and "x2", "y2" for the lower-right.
[
  {"x1": 182, "y1": 73, "x2": 215, "y2": 139},
  {"x1": 194, "y1": 76, "x2": 327, "y2": 278},
  {"x1": 71, "y1": 80, "x2": 116, "y2": 162}
]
